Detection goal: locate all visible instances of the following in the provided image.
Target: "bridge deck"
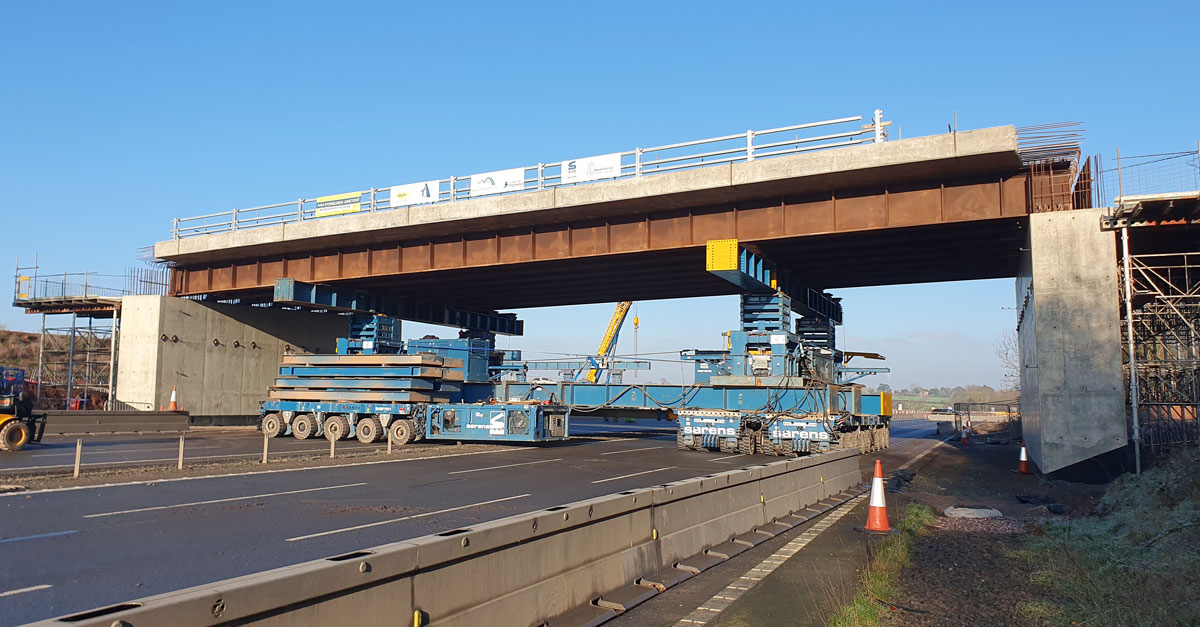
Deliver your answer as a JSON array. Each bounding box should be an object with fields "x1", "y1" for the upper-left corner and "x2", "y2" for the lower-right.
[{"x1": 157, "y1": 126, "x2": 1046, "y2": 309}]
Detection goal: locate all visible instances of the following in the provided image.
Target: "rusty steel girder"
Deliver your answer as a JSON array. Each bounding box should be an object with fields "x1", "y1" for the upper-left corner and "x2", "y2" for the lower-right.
[{"x1": 169, "y1": 173, "x2": 1033, "y2": 306}]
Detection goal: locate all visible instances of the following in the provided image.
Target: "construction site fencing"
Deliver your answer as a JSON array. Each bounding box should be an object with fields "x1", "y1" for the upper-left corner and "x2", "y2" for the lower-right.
[
  {"x1": 1096, "y1": 147, "x2": 1200, "y2": 208},
  {"x1": 13, "y1": 266, "x2": 170, "y2": 305},
  {"x1": 170, "y1": 110, "x2": 890, "y2": 239}
]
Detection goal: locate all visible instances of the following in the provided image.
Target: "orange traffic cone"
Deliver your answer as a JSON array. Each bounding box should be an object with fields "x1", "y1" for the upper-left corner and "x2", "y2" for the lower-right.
[
  {"x1": 865, "y1": 459, "x2": 891, "y2": 533},
  {"x1": 166, "y1": 386, "x2": 179, "y2": 411},
  {"x1": 960, "y1": 424, "x2": 969, "y2": 445},
  {"x1": 1017, "y1": 441, "x2": 1031, "y2": 474}
]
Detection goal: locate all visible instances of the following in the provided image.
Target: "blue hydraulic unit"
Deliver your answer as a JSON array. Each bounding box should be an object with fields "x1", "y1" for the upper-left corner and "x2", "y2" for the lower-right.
[{"x1": 256, "y1": 239, "x2": 888, "y2": 457}]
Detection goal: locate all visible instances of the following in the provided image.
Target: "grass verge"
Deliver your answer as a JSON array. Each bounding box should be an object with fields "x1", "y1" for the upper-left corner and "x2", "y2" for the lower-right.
[
  {"x1": 828, "y1": 503, "x2": 935, "y2": 627},
  {"x1": 1018, "y1": 447, "x2": 1200, "y2": 627}
]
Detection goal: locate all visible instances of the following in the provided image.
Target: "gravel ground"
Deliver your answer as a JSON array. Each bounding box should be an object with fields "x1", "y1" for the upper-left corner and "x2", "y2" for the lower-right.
[{"x1": 880, "y1": 441, "x2": 1100, "y2": 626}]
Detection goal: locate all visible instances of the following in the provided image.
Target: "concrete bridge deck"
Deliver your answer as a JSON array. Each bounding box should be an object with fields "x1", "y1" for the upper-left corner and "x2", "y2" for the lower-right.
[{"x1": 156, "y1": 126, "x2": 1052, "y2": 309}]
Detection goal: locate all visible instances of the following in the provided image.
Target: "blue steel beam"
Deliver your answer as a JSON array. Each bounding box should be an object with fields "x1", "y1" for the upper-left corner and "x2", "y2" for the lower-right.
[
  {"x1": 273, "y1": 278, "x2": 524, "y2": 335},
  {"x1": 521, "y1": 360, "x2": 651, "y2": 371},
  {"x1": 705, "y1": 239, "x2": 842, "y2": 324}
]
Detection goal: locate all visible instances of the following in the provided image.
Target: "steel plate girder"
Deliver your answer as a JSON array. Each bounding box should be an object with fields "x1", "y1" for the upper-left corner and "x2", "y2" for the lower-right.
[{"x1": 273, "y1": 278, "x2": 523, "y2": 335}]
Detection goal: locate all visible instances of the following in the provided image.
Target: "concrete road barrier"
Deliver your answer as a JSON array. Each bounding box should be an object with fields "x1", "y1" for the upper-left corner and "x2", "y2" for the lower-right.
[
  {"x1": 31, "y1": 448, "x2": 860, "y2": 627},
  {"x1": 42, "y1": 411, "x2": 190, "y2": 436}
]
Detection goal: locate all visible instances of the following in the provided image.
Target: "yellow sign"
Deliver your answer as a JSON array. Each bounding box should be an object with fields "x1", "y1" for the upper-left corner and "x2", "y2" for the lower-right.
[{"x1": 314, "y1": 192, "x2": 362, "y2": 217}]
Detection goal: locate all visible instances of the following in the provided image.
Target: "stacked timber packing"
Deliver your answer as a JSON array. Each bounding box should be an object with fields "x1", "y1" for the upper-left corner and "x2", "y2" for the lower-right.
[{"x1": 268, "y1": 354, "x2": 465, "y2": 403}]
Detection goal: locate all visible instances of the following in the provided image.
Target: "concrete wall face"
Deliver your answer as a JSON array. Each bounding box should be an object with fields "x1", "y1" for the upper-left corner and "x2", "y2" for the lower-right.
[
  {"x1": 1020, "y1": 208, "x2": 1127, "y2": 473},
  {"x1": 116, "y1": 296, "x2": 345, "y2": 417}
]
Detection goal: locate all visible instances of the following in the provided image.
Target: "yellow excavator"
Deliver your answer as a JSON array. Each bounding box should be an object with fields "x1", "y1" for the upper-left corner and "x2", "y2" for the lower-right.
[
  {"x1": 579, "y1": 302, "x2": 634, "y2": 383},
  {"x1": 0, "y1": 368, "x2": 43, "y2": 452}
]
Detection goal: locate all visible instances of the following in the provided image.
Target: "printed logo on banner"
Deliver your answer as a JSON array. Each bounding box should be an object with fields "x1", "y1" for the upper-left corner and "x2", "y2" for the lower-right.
[
  {"x1": 561, "y1": 153, "x2": 621, "y2": 184},
  {"x1": 469, "y1": 167, "x2": 524, "y2": 196},
  {"x1": 314, "y1": 192, "x2": 362, "y2": 217},
  {"x1": 389, "y1": 180, "x2": 439, "y2": 207}
]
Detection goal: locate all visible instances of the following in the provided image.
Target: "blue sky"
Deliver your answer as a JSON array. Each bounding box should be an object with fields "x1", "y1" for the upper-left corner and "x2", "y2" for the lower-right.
[{"x1": 2, "y1": 1, "x2": 1197, "y2": 388}]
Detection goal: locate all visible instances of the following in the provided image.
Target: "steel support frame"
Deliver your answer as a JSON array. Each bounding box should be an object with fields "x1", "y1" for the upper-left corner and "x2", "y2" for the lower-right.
[
  {"x1": 1119, "y1": 242, "x2": 1200, "y2": 459},
  {"x1": 36, "y1": 312, "x2": 116, "y2": 411},
  {"x1": 273, "y1": 278, "x2": 524, "y2": 336},
  {"x1": 706, "y1": 239, "x2": 842, "y2": 324}
]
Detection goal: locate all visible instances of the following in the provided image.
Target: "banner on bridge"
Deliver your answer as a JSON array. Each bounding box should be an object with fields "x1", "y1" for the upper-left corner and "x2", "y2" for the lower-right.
[
  {"x1": 389, "y1": 180, "x2": 439, "y2": 207},
  {"x1": 314, "y1": 192, "x2": 362, "y2": 217},
  {"x1": 561, "y1": 152, "x2": 622, "y2": 184},
  {"x1": 470, "y1": 167, "x2": 525, "y2": 196}
]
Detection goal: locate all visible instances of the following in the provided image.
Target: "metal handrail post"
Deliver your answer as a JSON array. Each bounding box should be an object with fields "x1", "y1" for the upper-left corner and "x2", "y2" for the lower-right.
[
  {"x1": 231, "y1": 209, "x2": 239, "y2": 231},
  {"x1": 873, "y1": 109, "x2": 885, "y2": 143},
  {"x1": 297, "y1": 199, "x2": 304, "y2": 222},
  {"x1": 537, "y1": 163, "x2": 544, "y2": 190},
  {"x1": 369, "y1": 188, "x2": 377, "y2": 212},
  {"x1": 635, "y1": 148, "x2": 642, "y2": 176},
  {"x1": 172, "y1": 218, "x2": 180, "y2": 240},
  {"x1": 746, "y1": 131, "x2": 754, "y2": 161},
  {"x1": 449, "y1": 176, "x2": 457, "y2": 201}
]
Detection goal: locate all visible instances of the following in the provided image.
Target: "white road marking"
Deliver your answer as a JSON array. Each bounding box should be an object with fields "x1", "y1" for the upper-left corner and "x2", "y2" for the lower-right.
[
  {"x1": 1, "y1": 448, "x2": 524, "y2": 498},
  {"x1": 708, "y1": 454, "x2": 745, "y2": 462},
  {"x1": 84, "y1": 482, "x2": 368, "y2": 518},
  {"x1": 674, "y1": 493, "x2": 867, "y2": 626},
  {"x1": 0, "y1": 530, "x2": 77, "y2": 544},
  {"x1": 672, "y1": 431, "x2": 953, "y2": 625},
  {"x1": 599, "y1": 446, "x2": 665, "y2": 456},
  {"x1": 286, "y1": 494, "x2": 531, "y2": 542},
  {"x1": 0, "y1": 584, "x2": 52, "y2": 598},
  {"x1": 592, "y1": 466, "x2": 678, "y2": 484},
  {"x1": 447, "y1": 458, "x2": 561, "y2": 475}
]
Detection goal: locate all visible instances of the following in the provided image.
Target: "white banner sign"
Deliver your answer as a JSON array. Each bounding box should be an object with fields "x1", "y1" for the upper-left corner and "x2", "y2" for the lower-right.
[
  {"x1": 389, "y1": 180, "x2": 439, "y2": 207},
  {"x1": 470, "y1": 167, "x2": 525, "y2": 196},
  {"x1": 561, "y1": 152, "x2": 622, "y2": 184}
]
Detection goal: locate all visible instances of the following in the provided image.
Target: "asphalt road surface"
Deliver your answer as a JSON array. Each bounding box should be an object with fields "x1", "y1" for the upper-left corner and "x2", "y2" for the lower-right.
[
  {"x1": 0, "y1": 418, "x2": 675, "y2": 474},
  {"x1": 0, "y1": 419, "x2": 935, "y2": 625}
]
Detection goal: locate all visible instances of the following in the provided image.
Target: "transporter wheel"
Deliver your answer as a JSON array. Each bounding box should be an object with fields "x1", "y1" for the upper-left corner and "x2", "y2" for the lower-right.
[
  {"x1": 737, "y1": 433, "x2": 756, "y2": 456},
  {"x1": 357, "y1": 417, "x2": 382, "y2": 444},
  {"x1": 0, "y1": 420, "x2": 31, "y2": 452},
  {"x1": 675, "y1": 429, "x2": 691, "y2": 450},
  {"x1": 389, "y1": 419, "x2": 415, "y2": 445},
  {"x1": 719, "y1": 438, "x2": 737, "y2": 454},
  {"x1": 325, "y1": 415, "x2": 351, "y2": 441},
  {"x1": 261, "y1": 413, "x2": 286, "y2": 438},
  {"x1": 292, "y1": 414, "x2": 315, "y2": 440}
]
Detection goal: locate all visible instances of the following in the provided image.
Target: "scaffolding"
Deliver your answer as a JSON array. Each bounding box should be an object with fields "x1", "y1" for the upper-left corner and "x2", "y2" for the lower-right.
[
  {"x1": 1121, "y1": 249, "x2": 1200, "y2": 450},
  {"x1": 13, "y1": 260, "x2": 169, "y2": 410}
]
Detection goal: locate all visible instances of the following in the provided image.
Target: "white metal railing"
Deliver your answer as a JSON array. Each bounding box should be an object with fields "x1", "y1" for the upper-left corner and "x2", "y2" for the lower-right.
[
  {"x1": 13, "y1": 264, "x2": 170, "y2": 304},
  {"x1": 170, "y1": 110, "x2": 890, "y2": 240}
]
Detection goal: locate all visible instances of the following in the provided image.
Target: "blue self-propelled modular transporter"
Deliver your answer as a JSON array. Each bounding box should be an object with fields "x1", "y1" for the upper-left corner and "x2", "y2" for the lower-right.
[{"x1": 258, "y1": 240, "x2": 892, "y2": 456}]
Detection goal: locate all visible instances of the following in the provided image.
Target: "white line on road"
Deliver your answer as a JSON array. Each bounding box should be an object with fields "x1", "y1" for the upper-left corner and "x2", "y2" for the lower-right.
[
  {"x1": 12, "y1": 443, "x2": 391, "y2": 469},
  {"x1": 1, "y1": 447, "x2": 524, "y2": 498},
  {"x1": 707, "y1": 454, "x2": 745, "y2": 462},
  {"x1": 0, "y1": 584, "x2": 52, "y2": 598},
  {"x1": 592, "y1": 466, "x2": 678, "y2": 484},
  {"x1": 0, "y1": 530, "x2": 78, "y2": 544},
  {"x1": 84, "y1": 482, "x2": 368, "y2": 518},
  {"x1": 599, "y1": 446, "x2": 665, "y2": 456},
  {"x1": 286, "y1": 494, "x2": 531, "y2": 542},
  {"x1": 447, "y1": 459, "x2": 561, "y2": 475}
]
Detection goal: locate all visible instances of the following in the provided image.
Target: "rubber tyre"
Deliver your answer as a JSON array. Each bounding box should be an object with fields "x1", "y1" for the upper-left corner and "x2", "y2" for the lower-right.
[
  {"x1": 389, "y1": 419, "x2": 415, "y2": 446},
  {"x1": 325, "y1": 415, "x2": 350, "y2": 441},
  {"x1": 357, "y1": 417, "x2": 382, "y2": 444},
  {"x1": 676, "y1": 429, "x2": 691, "y2": 450},
  {"x1": 261, "y1": 413, "x2": 285, "y2": 438},
  {"x1": 737, "y1": 433, "x2": 756, "y2": 455},
  {"x1": 292, "y1": 414, "x2": 315, "y2": 440},
  {"x1": 0, "y1": 420, "x2": 31, "y2": 452}
]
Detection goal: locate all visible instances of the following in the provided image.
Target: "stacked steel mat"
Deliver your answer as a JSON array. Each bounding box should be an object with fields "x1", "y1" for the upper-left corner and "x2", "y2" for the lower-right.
[{"x1": 267, "y1": 354, "x2": 465, "y2": 403}]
